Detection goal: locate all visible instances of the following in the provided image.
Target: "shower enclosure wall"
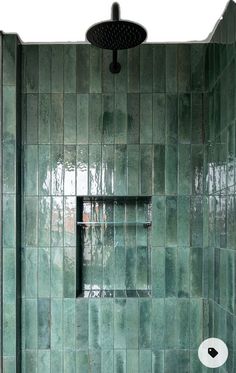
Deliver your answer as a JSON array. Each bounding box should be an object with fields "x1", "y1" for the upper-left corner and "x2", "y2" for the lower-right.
[{"x1": 0, "y1": 1, "x2": 236, "y2": 372}]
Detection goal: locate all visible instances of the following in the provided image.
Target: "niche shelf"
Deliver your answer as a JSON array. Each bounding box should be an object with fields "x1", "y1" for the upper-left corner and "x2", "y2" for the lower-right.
[{"x1": 76, "y1": 196, "x2": 152, "y2": 298}]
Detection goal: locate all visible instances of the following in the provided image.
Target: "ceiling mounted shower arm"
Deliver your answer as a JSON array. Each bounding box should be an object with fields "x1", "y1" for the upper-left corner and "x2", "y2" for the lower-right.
[{"x1": 110, "y1": 3, "x2": 121, "y2": 74}]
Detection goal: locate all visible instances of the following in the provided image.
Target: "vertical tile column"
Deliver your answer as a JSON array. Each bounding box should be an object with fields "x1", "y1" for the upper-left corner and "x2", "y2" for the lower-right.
[{"x1": 1, "y1": 34, "x2": 21, "y2": 372}]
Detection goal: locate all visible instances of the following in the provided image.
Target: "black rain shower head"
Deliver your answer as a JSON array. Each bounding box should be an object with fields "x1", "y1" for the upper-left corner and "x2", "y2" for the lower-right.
[{"x1": 86, "y1": 2, "x2": 147, "y2": 73}]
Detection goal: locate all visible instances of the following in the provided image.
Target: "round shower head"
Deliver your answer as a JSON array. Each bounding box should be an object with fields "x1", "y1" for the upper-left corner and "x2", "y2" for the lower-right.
[
  {"x1": 86, "y1": 3, "x2": 147, "y2": 73},
  {"x1": 86, "y1": 20, "x2": 147, "y2": 50}
]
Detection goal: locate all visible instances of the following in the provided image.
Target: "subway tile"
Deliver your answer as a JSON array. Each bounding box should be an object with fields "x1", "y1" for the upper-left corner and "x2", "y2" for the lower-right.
[
  {"x1": 190, "y1": 299, "x2": 203, "y2": 349},
  {"x1": 139, "y1": 350, "x2": 152, "y2": 373},
  {"x1": 76, "y1": 351, "x2": 89, "y2": 373},
  {"x1": 51, "y1": 351, "x2": 63, "y2": 373},
  {"x1": 178, "y1": 44, "x2": 191, "y2": 92},
  {"x1": 89, "y1": 299, "x2": 101, "y2": 349},
  {"x1": 190, "y1": 247, "x2": 203, "y2": 297},
  {"x1": 177, "y1": 196, "x2": 190, "y2": 246},
  {"x1": 127, "y1": 93, "x2": 140, "y2": 144},
  {"x1": 165, "y1": 247, "x2": 177, "y2": 297},
  {"x1": 152, "y1": 299, "x2": 165, "y2": 349},
  {"x1": 153, "y1": 93, "x2": 166, "y2": 144},
  {"x1": 152, "y1": 351, "x2": 164, "y2": 373},
  {"x1": 51, "y1": 197, "x2": 64, "y2": 246},
  {"x1": 51, "y1": 45, "x2": 63, "y2": 93},
  {"x1": 114, "y1": 93, "x2": 127, "y2": 144},
  {"x1": 3, "y1": 86, "x2": 16, "y2": 142},
  {"x1": 3, "y1": 195, "x2": 15, "y2": 247},
  {"x1": 128, "y1": 46, "x2": 140, "y2": 92},
  {"x1": 38, "y1": 298, "x2": 50, "y2": 349},
  {"x1": 139, "y1": 299, "x2": 152, "y2": 348},
  {"x1": 3, "y1": 249, "x2": 16, "y2": 302},
  {"x1": 89, "y1": 94, "x2": 102, "y2": 143},
  {"x1": 64, "y1": 247, "x2": 76, "y2": 298},
  {"x1": 177, "y1": 247, "x2": 190, "y2": 298},
  {"x1": 77, "y1": 45, "x2": 90, "y2": 93},
  {"x1": 38, "y1": 248, "x2": 50, "y2": 298},
  {"x1": 102, "y1": 49, "x2": 115, "y2": 93},
  {"x1": 166, "y1": 45, "x2": 177, "y2": 93},
  {"x1": 64, "y1": 45, "x2": 76, "y2": 93},
  {"x1": 126, "y1": 299, "x2": 139, "y2": 348},
  {"x1": 3, "y1": 34, "x2": 16, "y2": 85},
  {"x1": 90, "y1": 46, "x2": 102, "y2": 93},
  {"x1": 38, "y1": 197, "x2": 51, "y2": 246},
  {"x1": 3, "y1": 303, "x2": 16, "y2": 355},
  {"x1": 166, "y1": 94, "x2": 178, "y2": 144},
  {"x1": 24, "y1": 197, "x2": 38, "y2": 247},
  {"x1": 127, "y1": 144, "x2": 139, "y2": 195},
  {"x1": 191, "y1": 94, "x2": 203, "y2": 144},
  {"x1": 64, "y1": 94, "x2": 77, "y2": 144},
  {"x1": 51, "y1": 248, "x2": 63, "y2": 297},
  {"x1": 102, "y1": 94, "x2": 115, "y2": 144},
  {"x1": 140, "y1": 93, "x2": 153, "y2": 143},
  {"x1": 115, "y1": 50, "x2": 127, "y2": 93},
  {"x1": 3, "y1": 142, "x2": 15, "y2": 193},
  {"x1": 77, "y1": 145, "x2": 88, "y2": 195},
  {"x1": 191, "y1": 196, "x2": 203, "y2": 247},
  {"x1": 140, "y1": 44, "x2": 153, "y2": 92},
  {"x1": 64, "y1": 196, "x2": 76, "y2": 246},
  {"x1": 153, "y1": 144, "x2": 165, "y2": 195},
  {"x1": 165, "y1": 145, "x2": 177, "y2": 194},
  {"x1": 64, "y1": 299, "x2": 76, "y2": 349},
  {"x1": 89, "y1": 144, "x2": 102, "y2": 195},
  {"x1": 24, "y1": 145, "x2": 38, "y2": 195},
  {"x1": 38, "y1": 350, "x2": 50, "y2": 373},
  {"x1": 114, "y1": 299, "x2": 126, "y2": 349},
  {"x1": 51, "y1": 94, "x2": 63, "y2": 143},
  {"x1": 39, "y1": 45, "x2": 51, "y2": 93},
  {"x1": 51, "y1": 299, "x2": 63, "y2": 349},
  {"x1": 51, "y1": 144, "x2": 64, "y2": 195},
  {"x1": 178, "y1": 144, "x2": 191, "y2": 195},
  {"x1": 64, "y1": 351, "x2": 76, "y2": 373},
  {"x1": 77, "y1": 94, "x2": 89, "y2": 144},
  {"x1": 114, "y1": 145, "x2": 127, "y2": 195},
  {"x1": 100, "y1": 299, "x2": 114, "y2": 349},
  {"x1": 25, "y1": 351, "x2": 37, "y2": 373},
  {"x1": 166, "y1": 197, "x2": 177, "y2": 246},
  {"x1": 39, "y1": 94, "x2": 50, "y2": 143},
  {"x1": 152, "y1": 247, "x2": 165, "y2": 297},
  {"x1": 140, "y1": 145, "x2": 153, "y2": 195},
  {"x1": 102, "y1": 145, "x2": 114, "y2": 195},
  {"x1": 191, "y1": 44, "x2": 205, "y2": 92},
  {"x1": 25, "y1": 247, "x2": 37, "y2": 298},
  {"x1": 152, "y1": 196, "x2": 165, "y2": 246},
  {"x1": 76, "y1": 299, "x2": 88, "y2": 350},
  {"x1": 23, "y1": 45, "x2": 39, "y2": 93},
  {"x1": 64, "y1": 145, "x2": 76, "y2": 195},
  {"x1": 25, "y1": 299, "x2": 37, "y2": 349},
  {"x1": 38, "y1": 145, "x2": 51, "y2": 195},
  {"x1": 178, "y1": 93, "x2": 191, "y2": 144},
  {"x1": 177, "y1": 299, "x2": 190, "y2": 348},
  {"x1": 26, "y1": 93, "x2": 38, "y2": 144},
  {"x1": 153, "y1": 45, "x2": 166, "y2": 93},
  {"x1": 165, "y1": 298, "x2": 177, "y2": 348},
  {"x1": 114, "y1": 350, "x2": 126, "y2": 373},
  {"x1": 127, "y1": 350, "x2": 139, "y2": 373}
]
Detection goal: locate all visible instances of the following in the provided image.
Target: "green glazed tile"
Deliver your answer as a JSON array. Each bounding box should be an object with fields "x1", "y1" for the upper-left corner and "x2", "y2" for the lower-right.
[
  {"x1": 102, "y1": 49, "x2": 115, "y2": 93},
  {"x1": 126, "y1": 245, "x2": 136, "y2": 290},
  {"x1": 140, "y1": 44, "x2": 153, "y2": 92},
  {"x1": 115, "y1": 245, "x2": 126, "y2": 290},
  {"x1": 137, "y1": 246, "x2": 148, "y2": 289},
  {"x1": 25, "y1": 299, "x2": 37, "y2": 349},
  {"x1": 76, "y1": 145, "x2": 88, "y2": 195},
  {"x1": 152, "y1": 351, "x2": 164, "y2": 373},
  {"x1": 39, "y1": 94, "x2": 50, "y2": 144},
  {"x1": 3, "y1": 195, "x2": 15, "y2": 247},
  {"x1": 51, "y1": 299, "x2": 63, "y2": 349},
  {"x1": 76, "y1": 351, "x2": 89, "y2": 373},
  {"x1": 177, "y1": 196, "x2": 190, "y2": 246},
  {"x1": 152, "y1": 196, "x2": 165, "y2": 246},
  {"x1": 178, "y1": 94, "x2": 191, "y2": 144},
  {"x1": 165, "y1": 247, "x2": 177, "y2": 297},
  {"x1": 191, "y1": 44, "x2": 205, "y2": 92},
  {"x1": 114, "y1": 299, "x2": 126, "y2": 349},
  {"x1": 39, "y1": 45, "x2": 51, "y2": 93},
  {"x1": 25, "y1": 351, "x2": 37, "y2": 373},
  {"x1": 51, "y1": 351, "x2": 62, "y2": 373},
  {"x1": 151, "y1": 299, "x2": 165, "y2": 349},
  {"x1": 38, "y1": 298, "x2": 50, "y2": 348},
  {"x1": 152, "y1": 247, "x2": 165, "y2": 297},
  {"x1": 127, "y1": 93, "x2": 140, "y2": 144},
  {"x1": 64, "y1": 247, "x2": 76, "y2": 298},
  {"x1": 178, "y1": 44, "x2": 191, "y2": 92},
  {"x1": 64, "y1": 45, "x2": 76, "y2": 93},
  {"x1": 177, "y1": 247, "x2": 190, "y2": 298},
  {"x1": 115, "y1": 49, "x2": 128, "y2": 93},
  {"x1": 24, "y1": 145, "x2": 38, "y2": 195},
  {"x1": 26, "y1": 93, "x2": 38, "y2": 144},
  {"x1": 227, "y1": 250, "x2": 234, "y2": 314},
  {"x1": 191, "y1": 196, "x2": 203, "y2": 247},
  {"x1": 3, "y1": 34, "x2": 16, "y2": 85},
  {"x1": 191, "y1": 94, "x2": 203, "y2": 144},
  {"x1": 165, "y1": 298, "x2": 177, "y2": 348},
  {"x1": 190, "y1": 299, "x2": 203, "y2": 348},
  {"x1": 190, "y1": 247, "x2": 203, "y2": 297},
  {"x1": 102, "y1": 94, "x2": 115, "y2": 144},
  {"x1": 166, "y1": 45, "x2": 177, "y2": 93},
  {"x1": 64, "y1": 196, "x2": 76, "y2": 246},
  {"x1": 76, "y1": 299, "x2": 88, "y2": 350},
  {"x1": 64, "y1": 94, "x2": 77, "y2": 144},
  {"x1": 63, "y1": 299, "x2": 76, "y2": 349},
  {"x1": 154, "y1": 144, "x2": 165, "y2": 195},
  {"x1": 100, "y1": 299, "x2": 114, "y2": 349},
  {"x1": 178, "y1": 144, "x2": 191, "y2": 195},
  {"x1": 103, "y1": 245, "x2": 115, "y2": 290},
  {"x1": 77, "y1": 45, "x2": 90, "y2": 93},
  {"x1": 89, "y1": 144, "x2": 102, "y2": 195},
  {"x1": 24, "y1": 197, "x2": 38, "y2": 246},
  {"x1": 38, "y1": 145, "x2": 51, "y2": 195},
  {"x1": 23, "y1": 45, "x2": 39, "y2": 93},
  {"x1": 51, "y1": 45, "x2": 63, "y2": 93},
  {"x1": 89, "y1": 299, "x2": 101, "y2": 349},
  {"x1": 166, "y1": 94, "x2": 178, "y2": 144},
  {"x1": 90, "y1": 46, "x2": 102, "y2": 93},
  {"x1": 127, "y1": 350, "x2": 139, "y2": 373},
  {"x1": 140, "y1": 93, "x2": 153, "y2": 143},
  {"x1": 114, "y1": 93, "x2": 127, "y2": 144},
  {"x1": 64, "y1": 351, "x2": 76, "y2": 373},
  {"x1": 139, "y1": 350, "x2": 152, "y2": 373},
  {"x1": 177, "y1": 299, "x2": 190, "y2": 348},
  {"x1": 114, "y1": 350, "x2": 126, "y2": 373},
  {"x1": 102, "y1": 145, "x2": 114, "y2": 195},
  {"x1": 2, "y1": 357, "x2": 16, "y2": 373},
  {"x1": 165, "y1": 145, "x2": 177, "y2": 195},
  {"x1": 64, "y1": 145, "x2": 76, "y2": 195},
  {"x1": 153, "y1": 45, "x2": 166, "y2": 93},
  {"x1": 127, "y1": 145, "x2": 139, "y2": 195},
  {"x1": 3, "y1": 249, "x2": 15, "y2": 302},
  {"x1": 128, "y1": 46, "x2": 140, "y2": 92},
  {"x1": 139, "y1": 299, "x2": 152, "y2": 348},
  {"x1": 77, "y1": 94, "x2": 89, "y2": 144},
  {"x1": 89, "y1": 94, "x2": 102, "y2": 143},
  {"x1": 38, "y1": 350, "x2": 50, "y2": 373},
  {"x1": 153, "y1": 93, "x2": 166, "y2": 144},
  {"x1": 3, "y1": 303, "x2": 16, "y2": 355},
  {"x1": 25, "y1": 248, "x2": 37, "y2": 298},
  {"x1": 114, "y1": 145, "x2": 127, "y2": 195},
  {"x1": 38, "y1": 248, "x2": 50, "y2": 298},
  {"x1": 38, "y1": 197, "x2": 51, "y2": 246},
  {"x1": 3, "y1": 86, "x2": 16, "y2": 142},
  {"x1": 126, "y1": 299, "x2": 139, "y2": 348},
  {"x1": 50, "y1": 94, "x2": 63, "y2": 143},
  {"x1": 140, "y1": 145, "x2": 153, "y2": 195},
  {"x1": 3, "y1": 142, "x2": 15, "y2": 193},
  {"x1": 51, "y1": 197, "x2": 63, "y2": 246},
  {"x1": 51, "y1": 248, "x2": 63, "y2": 297},
  {"x1": 166, "y1": 197, "x2": 177, "y2": 246}
]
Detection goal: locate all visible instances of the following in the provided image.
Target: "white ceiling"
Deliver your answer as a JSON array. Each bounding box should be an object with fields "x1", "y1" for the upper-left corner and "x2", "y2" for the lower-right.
[{"x1": 0, "y1": 0, "x2": 232, "y2": 43}]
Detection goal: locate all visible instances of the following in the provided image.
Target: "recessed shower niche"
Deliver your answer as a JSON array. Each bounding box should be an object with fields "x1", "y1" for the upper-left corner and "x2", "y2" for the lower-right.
[{"x1": 76, "y1": 196, "x2": 152, "y2": 297}]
